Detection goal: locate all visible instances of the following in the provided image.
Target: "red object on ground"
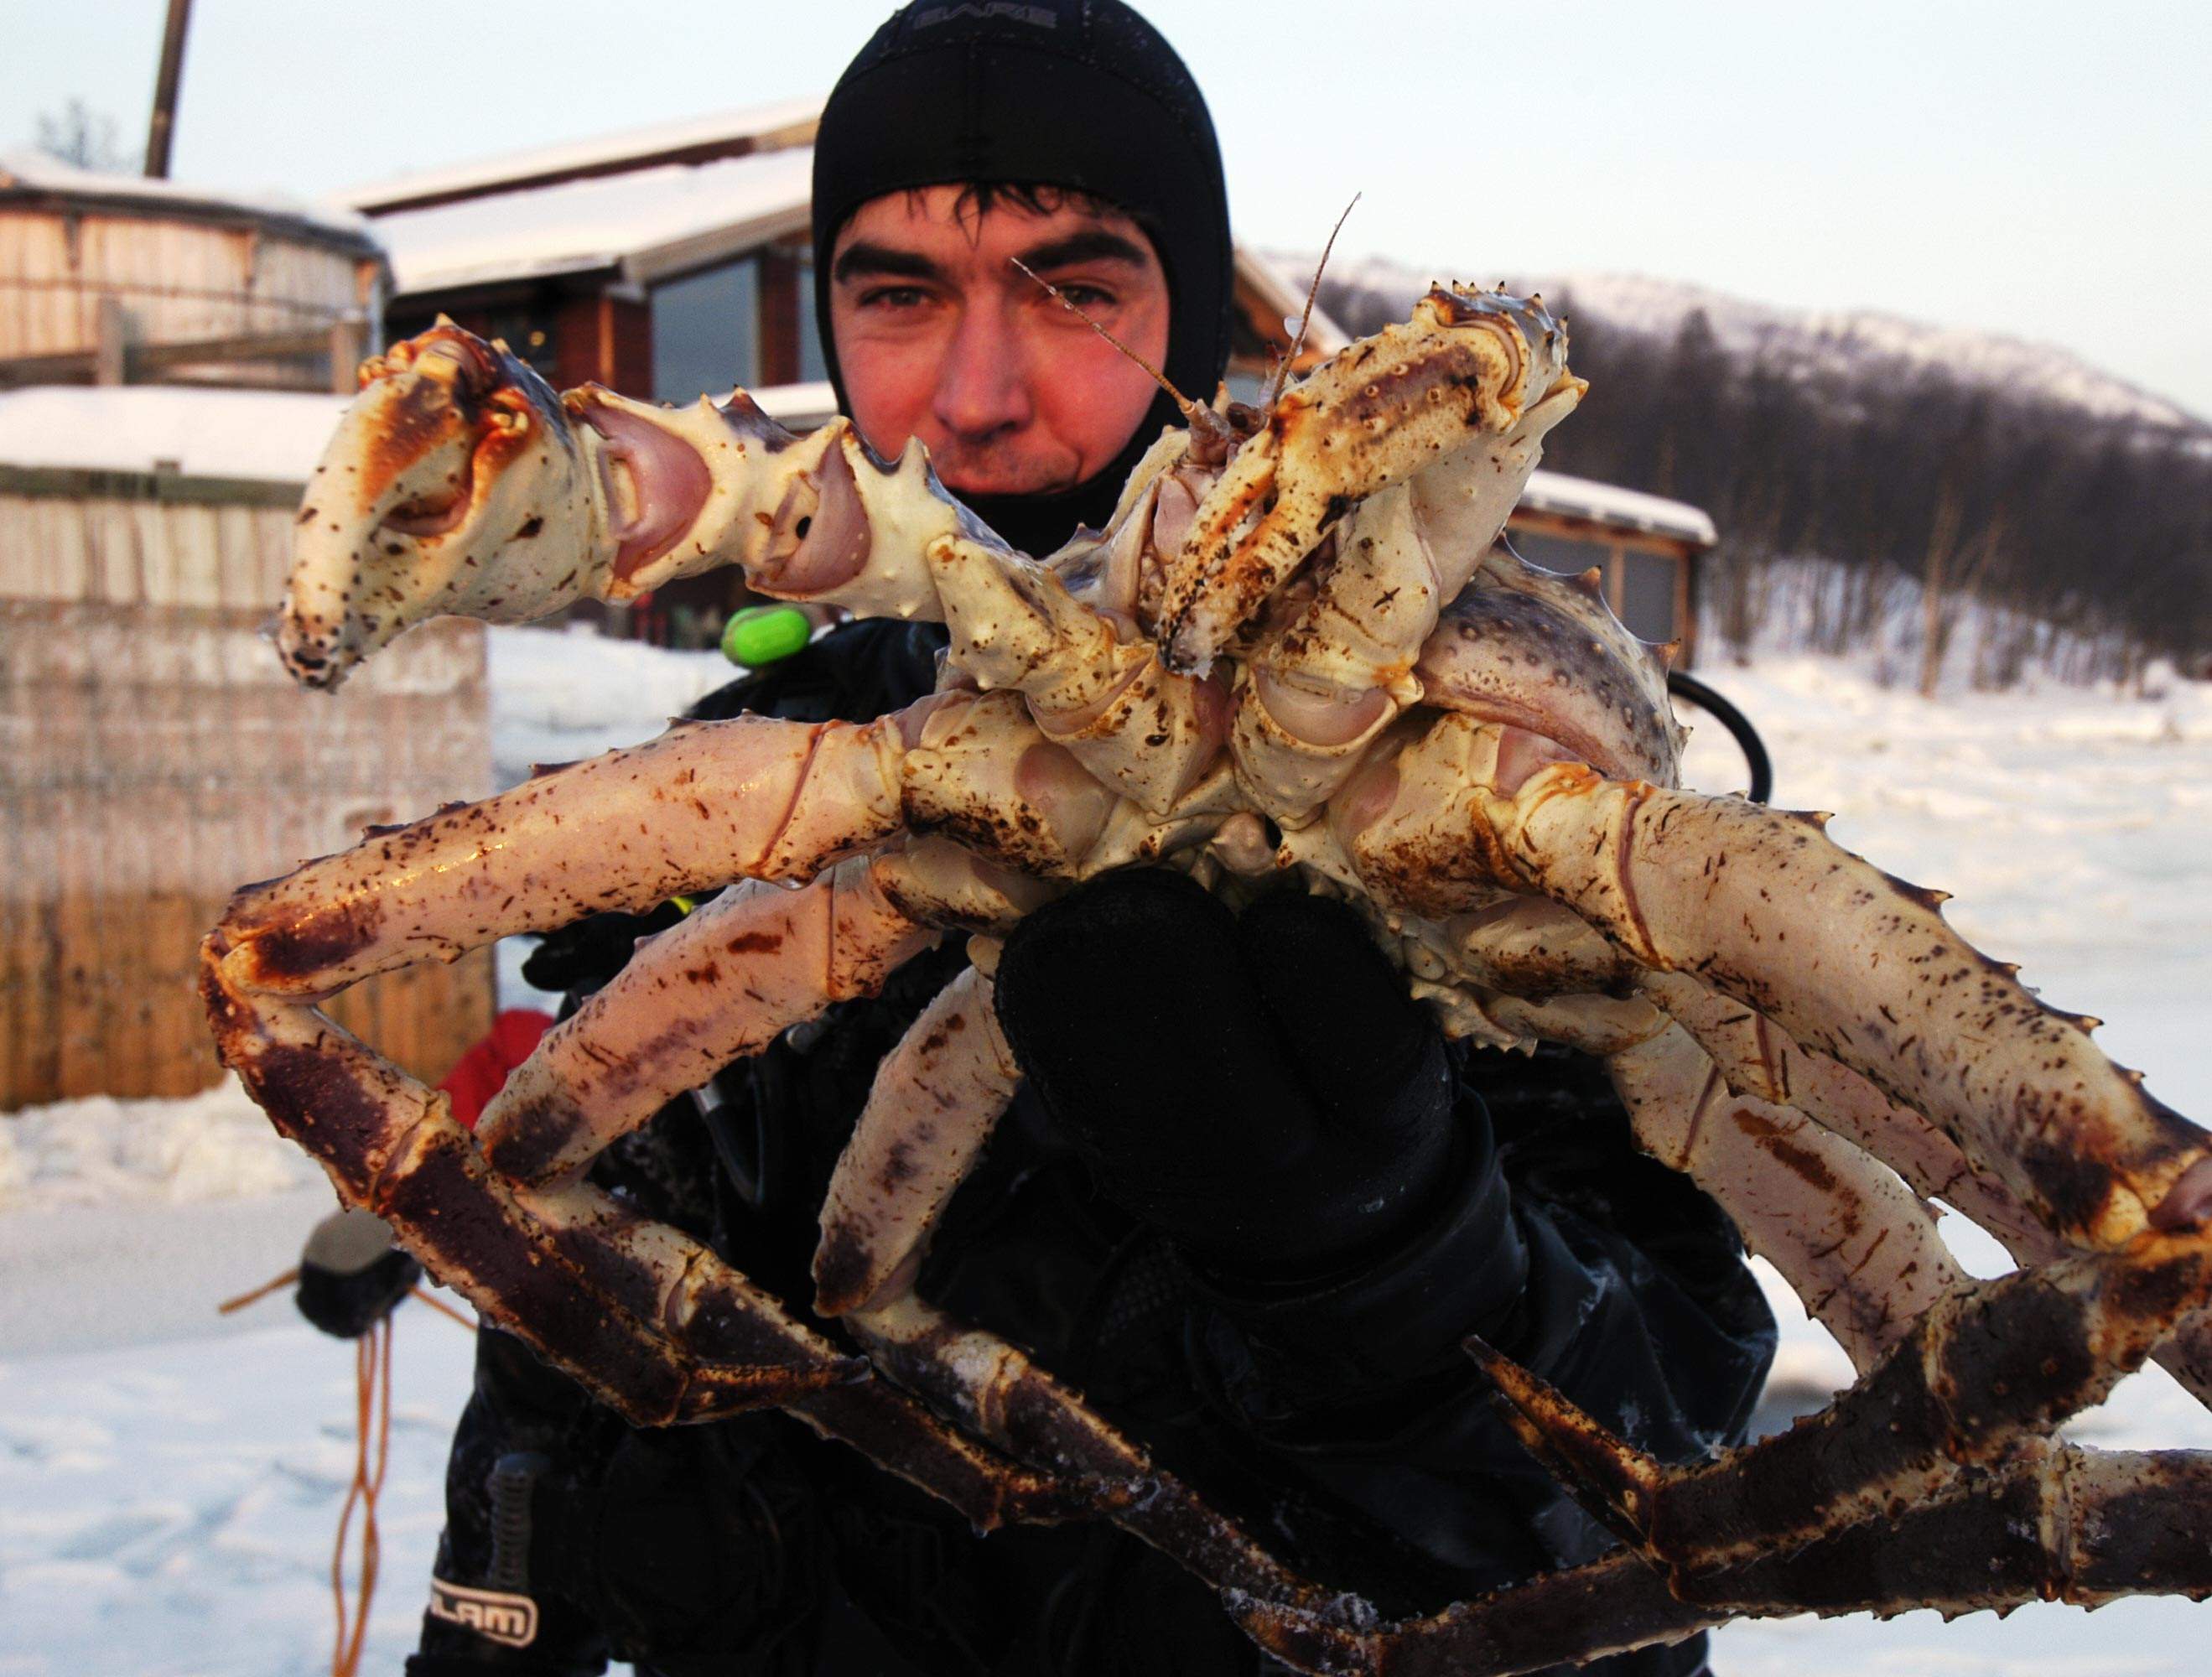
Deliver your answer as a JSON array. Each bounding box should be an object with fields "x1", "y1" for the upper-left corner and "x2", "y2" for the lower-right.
[{"x1": 437, "y1": 1010, "x2": 554, "y2": 1129}]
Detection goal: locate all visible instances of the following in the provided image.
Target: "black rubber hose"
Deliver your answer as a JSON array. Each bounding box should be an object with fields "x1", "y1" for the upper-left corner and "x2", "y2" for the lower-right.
[{"x1": 1667, "y1": 670, "x2": 1774, "y2": 804}]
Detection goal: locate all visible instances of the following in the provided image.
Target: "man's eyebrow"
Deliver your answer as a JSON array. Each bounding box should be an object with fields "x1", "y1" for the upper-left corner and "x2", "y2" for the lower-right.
[
  {"x1": 1014, "y1": 230, "x2": 1151, "y2": 273},
  {"x1": 831, "y1": 242, "x2": 950, "y2": 286}
]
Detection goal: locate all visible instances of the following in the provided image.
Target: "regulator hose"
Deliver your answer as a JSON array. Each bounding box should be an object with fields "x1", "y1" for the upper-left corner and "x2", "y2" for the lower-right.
[{"x1": 1668, "y1": 670, "x2": 1773, "y2": 804}]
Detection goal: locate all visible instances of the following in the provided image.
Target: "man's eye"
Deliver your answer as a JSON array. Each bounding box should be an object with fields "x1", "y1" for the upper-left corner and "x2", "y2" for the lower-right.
[
  {"x1": 1043, "y1": 283, "x2": 1117, "y2": 311},
  {"x1": 860, "y1": 285, "x2": 932, "y2": 310}
]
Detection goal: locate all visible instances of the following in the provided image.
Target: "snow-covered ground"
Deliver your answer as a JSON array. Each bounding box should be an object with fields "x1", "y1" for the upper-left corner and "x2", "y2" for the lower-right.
[{"x1": 3, "y1": 626, "x2": 2208, "y2": 1674}]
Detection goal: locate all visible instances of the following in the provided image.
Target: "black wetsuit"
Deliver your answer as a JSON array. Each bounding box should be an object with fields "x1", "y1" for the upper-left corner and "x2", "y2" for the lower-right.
[{"x1": 407, "y1": 620, "x2": 1776, "y2": 1677}]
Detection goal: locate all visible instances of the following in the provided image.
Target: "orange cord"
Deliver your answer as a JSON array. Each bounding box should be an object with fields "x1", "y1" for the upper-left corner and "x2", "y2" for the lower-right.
[
  {"x1": 215, "y1": 1266, "x2": 475, "y2": 1676},
  {"x1": 330, "y1": 1313, "x2": 392, "y2": 1676},
  {"x1": 217, "y1": 1268, "x2": 300, "y2": 1314},
  {"x1": 408, "y1": 1285, "x2": 479, "y2": 1331}
]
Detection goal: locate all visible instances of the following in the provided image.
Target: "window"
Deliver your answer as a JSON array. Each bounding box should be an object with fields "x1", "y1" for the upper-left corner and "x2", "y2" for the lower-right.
[
  {"x1": 1506, "y1": 530, "x2": 1597, "y2": 574},
  {"x1": 481, "y1": 306, "x2": 558, "y2": 380},
  {"x1": 793, "y1": 249, "x2": 828, "y2": 384},
  {"x1": 1619, "y1": 550, "x2": 1679, "y2": 643},
  {"x1": 652, "y1": 258, "x2": 759, "y2": 405}
]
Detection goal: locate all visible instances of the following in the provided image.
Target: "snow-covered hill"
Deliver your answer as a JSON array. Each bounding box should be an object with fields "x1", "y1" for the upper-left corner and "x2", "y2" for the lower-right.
[{"x1": 1312, "y1": 254, "x2": 2212, "y2": 438}]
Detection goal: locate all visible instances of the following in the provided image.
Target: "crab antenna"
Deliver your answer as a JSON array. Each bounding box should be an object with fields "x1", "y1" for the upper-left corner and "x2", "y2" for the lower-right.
[
  {"x1": 1010, "y1": 257, "x2": 1205, "y2": 423},
  {"x1": 1267, "y1": 193, "x2": 1360, "y2": 411}
]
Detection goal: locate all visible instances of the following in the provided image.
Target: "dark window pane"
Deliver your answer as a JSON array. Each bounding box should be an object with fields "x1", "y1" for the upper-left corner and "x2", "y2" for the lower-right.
[
  {"x1": 652, "y1": 259, "x2": 758, "y2": 404},
  {"x1": 793, "y1": 250, "x2": 828, "y2": 383},
  {"x1": 1508, "y1": 529, "x2": 1600, "y2": 574},
  {"x1": 1620, "y1": 551, "x2": 1678, "y2": 641},
  {"x1": 484, "y1": 305, "x2": 558, "y2": 381}
]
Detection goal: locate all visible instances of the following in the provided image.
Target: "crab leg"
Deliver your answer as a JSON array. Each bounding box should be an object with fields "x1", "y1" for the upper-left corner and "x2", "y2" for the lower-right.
[
  {"x1": 201, "y1": 944, "x2": 860, "y2": 1415},
  {"x1": 475, "y1": 855, "x2": 937, "y2": 1183},
  {"x1": 281, "y1": 326, "x2": 600, "y2": 686},
  {"x1": 813, "y1": 963, "x2": 1025, "y2": 1316},
  {"x1": 205, "y1": 953, "x2": 1151, "y2": 1536},
  {"x1": 1644, "y1": 1441, "x2": 2212, "y2": 1616},
  {"x1": 1526, "y1": 780, "x2": 2212, "y2": 1244},
  {"x1": 1640, "y1": 964, "x2": 2212, "y2": 1403},
  {"x1": 1468, "y1": 1226, "x2": 2212, "y2": 1580},
  {"x1": 851, "y1": 1294, "x2": 1342, "y2": 1618},
  {"x1": 1637, "y1": 968, "x2": 2050, "y2": 1249},
  {"x1": 1389, "y1": 970, "x2": 1963, "y2": 1365},
  {"x1": 1337, "y1": 719, "x2": 2212, "y2": 1245},
  {"x1": 283, "y1": 323, "x2": 966, "y2": 687},
  {"x1": 210, "y1": 702, "x2": 952, "y2": 1000},
  {"x1": 1607, "y1": 1020, "x2": 1963, "y2": 1369},
  {"x1": 1236, "y1": 1444, "x2": 2212, "y2": 1676}
]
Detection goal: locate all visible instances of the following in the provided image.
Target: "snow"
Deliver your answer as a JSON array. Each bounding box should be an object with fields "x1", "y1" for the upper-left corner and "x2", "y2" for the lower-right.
[
  {"x1": 485, "y1": 622, "x2": 734, "y2": 791},
  {"x1": 0, "y1": 152, "x2": 376, "y2": 247},
  {"x1": 368, "y1": 146, "x2": 814, "y2": 297},
  {"x1": 0, "y1": 387, "x2": 350, "y2": 482},
  {"x1": 338, "y1": 96, "x2": 823, "y2": 215},
  {"x1": 4, "y1": 627, "x2": 2210, "y2": 1673},
  {"x1": 0, "y1": 1081, "x2": 323, "y2": 1216},
  {"x1": 1520, "y1": 468, "x2": 1715, "y2": 546}
]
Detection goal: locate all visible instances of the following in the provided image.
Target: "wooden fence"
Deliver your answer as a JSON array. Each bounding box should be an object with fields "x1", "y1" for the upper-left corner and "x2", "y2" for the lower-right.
[{"x1": 0, "y1": 464, "x2": 493, "y2": 1109}]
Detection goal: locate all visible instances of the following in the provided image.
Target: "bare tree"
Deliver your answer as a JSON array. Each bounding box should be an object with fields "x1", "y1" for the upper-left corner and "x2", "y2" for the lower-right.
[{"x1": 35, "y1": 100, "x2": 127, "y2": 172}]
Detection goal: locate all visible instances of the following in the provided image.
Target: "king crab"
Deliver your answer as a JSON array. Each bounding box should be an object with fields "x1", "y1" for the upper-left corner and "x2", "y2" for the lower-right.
[{"x1": 202, "y1": 288, "x2": 2212, "y2": 1674}]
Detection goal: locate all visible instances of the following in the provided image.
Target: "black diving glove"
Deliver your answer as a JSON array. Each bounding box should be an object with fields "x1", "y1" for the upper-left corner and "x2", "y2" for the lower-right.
[
  {"x1": 524, "y1": 1425, "x2": 789, "y2": 1669},
  {"x1": 296, "y1": 1207, "x2": 422, "y2": 1338},
  {"x1": 992, "y1": 870, "x2": 1461, "y2": 1285}
]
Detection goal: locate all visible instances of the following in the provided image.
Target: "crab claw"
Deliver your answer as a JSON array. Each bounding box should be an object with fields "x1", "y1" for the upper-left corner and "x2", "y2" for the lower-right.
[
  {"x1": 1155, "y1": 286, "x2": 1585, "y2": 677},
  {"x1": 280, "y1": 324, "x2": 607, "y2": 688}
]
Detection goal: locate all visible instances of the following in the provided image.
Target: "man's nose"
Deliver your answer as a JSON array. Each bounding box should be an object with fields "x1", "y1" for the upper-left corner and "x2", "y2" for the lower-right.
[{"x1": 931, "y1": 301, "x2": 1032, "y2": 441}]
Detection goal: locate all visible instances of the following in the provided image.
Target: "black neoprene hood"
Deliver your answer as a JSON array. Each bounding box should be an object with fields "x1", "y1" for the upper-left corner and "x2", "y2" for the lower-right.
[{"x1": 809, "y1": 0, "x2": 1235, "y2": 553}]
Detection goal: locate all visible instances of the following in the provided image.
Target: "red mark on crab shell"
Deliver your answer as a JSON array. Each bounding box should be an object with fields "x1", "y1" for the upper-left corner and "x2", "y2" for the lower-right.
[{"x1": 579, "y1": 405, "x2": 714, "y2": 581}]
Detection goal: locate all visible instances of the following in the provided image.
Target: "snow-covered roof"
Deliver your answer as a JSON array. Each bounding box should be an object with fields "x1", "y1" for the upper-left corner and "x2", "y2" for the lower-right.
[
  {"x1": 1519, "y1": 469, "x2": 1716, "y2": 548},
  {"x1": 370, "y1": 146, "x2": 815, "y2": 299},
  {"x1": 750, "y1": 382, "x2": 838, "y2": 428},
  {"x1": 0, "y1": 387, "x2": 350, "y2": 482},
  {"x1": 340, "y1": 96, "x2": 823, "y2": 215},
  {"x1": 0, "y1": 150, "x2": 377, "y2": 252}
]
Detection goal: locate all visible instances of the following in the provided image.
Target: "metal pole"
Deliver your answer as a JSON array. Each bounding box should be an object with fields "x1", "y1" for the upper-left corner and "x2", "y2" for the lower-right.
[{"x1": 144, "y1": 0, "x2": 194, "y2": 179}]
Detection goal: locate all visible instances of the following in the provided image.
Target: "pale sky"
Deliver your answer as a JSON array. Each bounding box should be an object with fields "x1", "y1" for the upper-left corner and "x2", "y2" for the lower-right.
[{"x1": 8, "y1": 0, "x2": 2209, "y2": 421}]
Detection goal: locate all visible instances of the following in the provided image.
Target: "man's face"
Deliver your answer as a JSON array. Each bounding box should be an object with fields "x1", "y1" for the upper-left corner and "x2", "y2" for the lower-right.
[{"x1": 828, "y1": 185, "x2": 1172, "y2": 499}]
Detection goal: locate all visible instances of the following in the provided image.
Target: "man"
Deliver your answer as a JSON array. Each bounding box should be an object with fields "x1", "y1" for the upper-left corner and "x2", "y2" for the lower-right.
[{"x1": 391, "y1": 5, "x2": 1775, "y2": 1673}]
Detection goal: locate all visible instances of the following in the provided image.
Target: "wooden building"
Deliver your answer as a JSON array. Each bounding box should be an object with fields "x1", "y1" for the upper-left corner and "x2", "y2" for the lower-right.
[
  {"x1": 0, "y1": 151, "x2": 386, "y2": 393},
  {"x1": 0, "y1": 165, "x2": 490, "y2": 1111}
]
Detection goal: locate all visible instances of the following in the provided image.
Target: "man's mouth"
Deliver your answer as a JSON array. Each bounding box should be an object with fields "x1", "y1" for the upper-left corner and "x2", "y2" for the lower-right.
[{"x1": 929, "y1": 451, "x2": 1083, "y2": 500}]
